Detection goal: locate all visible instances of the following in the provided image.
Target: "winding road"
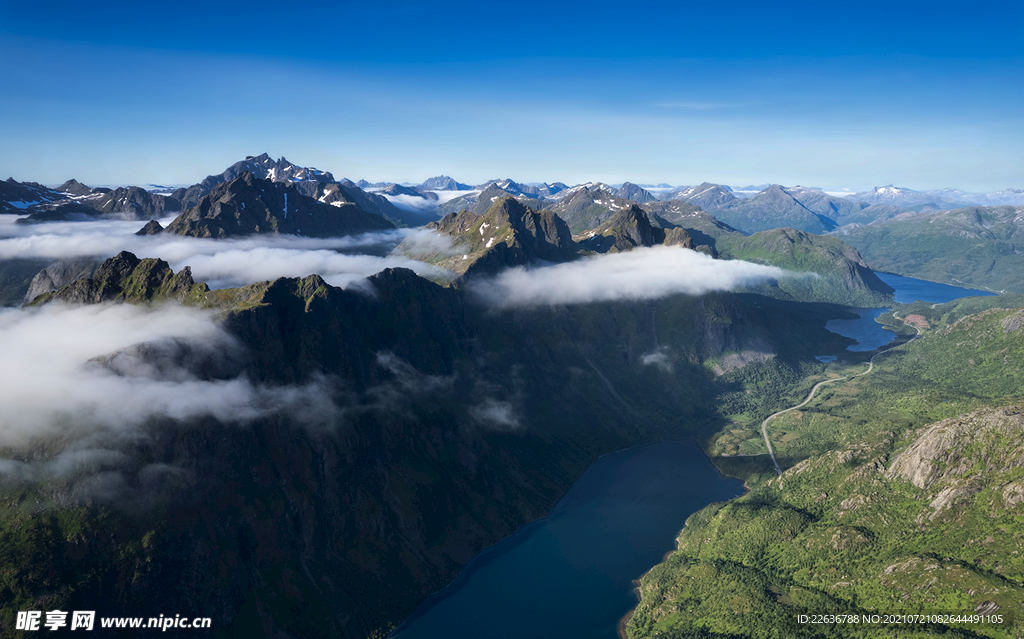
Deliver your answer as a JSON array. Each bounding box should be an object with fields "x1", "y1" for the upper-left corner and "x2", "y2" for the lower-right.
[{"x1": 760, "y1": 318, "x2": 922, "y2": 475}]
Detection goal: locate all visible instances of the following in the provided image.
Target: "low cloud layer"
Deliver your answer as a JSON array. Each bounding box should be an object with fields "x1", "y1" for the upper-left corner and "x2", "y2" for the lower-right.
[
  {"x1": 0, "y1": 218, "x2": 453, "y2": 289},
  {"x1": 470, "y1": 245, "x2": 788, "y2": 308},
  {"x1": 378, "y1": 189, "x2": 479, "y2": 212},
  {"x1": 0, "y1": 303, "x2": 337, "y2": 449}
]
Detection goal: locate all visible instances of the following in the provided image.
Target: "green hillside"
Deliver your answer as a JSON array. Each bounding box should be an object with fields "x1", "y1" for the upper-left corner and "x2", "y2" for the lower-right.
[
  {"x1": 629, "y1": 303, "x2": 1024, "y2": 639},
  {"x1": 716, "y1": 228, "x2": 895, "y2": 307},
  {"x1": 834, "y1": 206, "x2": 1024, "y2": 294}
]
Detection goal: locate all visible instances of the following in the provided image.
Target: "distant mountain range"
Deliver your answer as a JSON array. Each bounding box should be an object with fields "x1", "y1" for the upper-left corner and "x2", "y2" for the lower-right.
[
  {"x1": 4, "y1": 155, "x2": 1023, "y2": 301},
  {"x1": 5, "y1": 160, "x2": 1023, "y2": 243}
]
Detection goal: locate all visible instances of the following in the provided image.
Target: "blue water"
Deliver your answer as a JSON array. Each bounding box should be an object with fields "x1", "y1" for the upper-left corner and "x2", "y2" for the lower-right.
[
  {"x1": 825, "y1": 273, "x2": 995, "y2": 352},
  {"x1": 393, "y1": 442, "x2": 743, "y2": 639},
  {"x1": 395, "y1": 273, "x2": 995, "y2": 639}
]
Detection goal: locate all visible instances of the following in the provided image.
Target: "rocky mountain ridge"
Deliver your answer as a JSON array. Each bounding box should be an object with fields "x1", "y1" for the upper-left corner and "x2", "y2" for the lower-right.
[{"x1": 158, "y1": 173, "x2": 394, "y2": 238}]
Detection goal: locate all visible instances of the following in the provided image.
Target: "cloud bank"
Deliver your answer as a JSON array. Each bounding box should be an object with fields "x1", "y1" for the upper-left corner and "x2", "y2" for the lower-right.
[
  {"x1": 470, "y1": 245, "x2": 787, "y2": 308},
  {"x1": 0, "y1": 303, "x2": 337, "y2": 449},
  {"x1": 0, "y1": 219, "x2": 454, "y2": 289}
]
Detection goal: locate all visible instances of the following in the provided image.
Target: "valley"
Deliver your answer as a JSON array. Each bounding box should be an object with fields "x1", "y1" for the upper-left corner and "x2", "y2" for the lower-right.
[
  {"x1": 0, "y1": 155, "x2": 1021, "y2": 639},
  {"x1": 630, "y1": 286, "x2": 1024, "y2": 639}
]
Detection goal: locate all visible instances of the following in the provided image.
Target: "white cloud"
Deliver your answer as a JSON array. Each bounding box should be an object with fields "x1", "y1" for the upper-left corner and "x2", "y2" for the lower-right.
[
  {"x1": 468, "y1": 398, "x2": 521, "y2": 431},
  {"x1": 0, "y1": 303, "x2": 338, "y2": 448},
  {"x1": 470, "y1": 245, "x2": 787, "y2": 308},
  {"x1": 428, "y1": 190, "x2": 481, "y2": 204},
  {"x1": 0, "y1": 219, "x2": 455, "y2": 290},
  {"x1": 640, "y1": 348, "x2": 673, "y2": 373},
  {"x1": 380, "y1": 193, "x2": 436, "y2": 212}
]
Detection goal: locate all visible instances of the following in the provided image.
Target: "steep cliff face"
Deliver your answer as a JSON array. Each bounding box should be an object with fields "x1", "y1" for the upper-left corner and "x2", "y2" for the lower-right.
[
  {"x1": 23, "y1": 257, "x2": 104, "y2": 303},
  {"x1": 402, "y1": 196, "x2": 577, "y2": 277},
  {"x1": 577, "y1": 205, "x2": 695, "y2": 254},
  {"x1": 161, "y1": 173, "x2": 394, "y2": 238},
  {"x1": 717, "y1": 227, "x2": 895, "y2": 306}
]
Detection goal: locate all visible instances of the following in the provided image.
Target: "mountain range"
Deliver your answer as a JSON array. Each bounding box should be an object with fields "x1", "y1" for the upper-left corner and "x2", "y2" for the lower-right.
[
  {"x1": 835, "y1": 205, "x2": 1024, "y2": 293},
  {"x1": 156, "y1": 172, "x2": 395, "y2": 238},
  {"x1": 4, "y1": 152, "x2": 1024, "y2": 639},
  {"x1": 7, "y1": 243, "x2": 863, "y2": 638}
]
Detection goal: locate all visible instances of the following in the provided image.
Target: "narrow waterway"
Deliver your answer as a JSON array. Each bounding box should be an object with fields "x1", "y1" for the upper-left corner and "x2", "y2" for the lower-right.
[
  {"x1": 395, "y1": 273, "x2": 996, "y2": 639},
  {"x1": 392, "y1": 442, "x2": 743, "y2": 639},
  {"x1": 824, "y1": 272, "x2": 994, "y2": 351}
]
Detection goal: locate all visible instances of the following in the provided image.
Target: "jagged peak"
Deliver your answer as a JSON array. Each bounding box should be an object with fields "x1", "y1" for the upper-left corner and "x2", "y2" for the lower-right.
[{"x1": 94, "y1": 250, "x2": 143, "y2": 281}]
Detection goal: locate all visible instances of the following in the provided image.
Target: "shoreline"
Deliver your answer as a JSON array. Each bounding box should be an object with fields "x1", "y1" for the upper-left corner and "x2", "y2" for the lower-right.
[
  {"x1": 616, "y1": 439, "x2": 754, "y2": 639},
  {"x1": 617, "y1": 547, "x2": 676, "y2": 639},
  {"x1": 390, "y1": 435, "x2": 712, "y2": 638}
]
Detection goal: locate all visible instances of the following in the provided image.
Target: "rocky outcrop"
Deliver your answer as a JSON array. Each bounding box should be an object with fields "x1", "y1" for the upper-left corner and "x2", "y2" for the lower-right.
[
  {"x1": 161, "y1": 173, "x2": 394, "y2": 238},
  {"x1": 89, "y1": 185, "x2": 181, "y2": 219},
  {"x1": 413, "y1": 196, "x2": 577, "y2": 277},
  {"x1": 887, "y1": 406, "x2": 1024, "y2": 519},
  {"x1": 1002, "y1": 310, "x2": 1024, "y2": 334},
  {"x1": 578, "y1": 205, "x2": 695, "y2": 254},
  {"x1": 56, "y1": 179, "x2": 93, "y2": 196},
  {"x1": 33, "y1": 251, "x2": 206, "y2": 305},
  {"x1": 578, "y1": 204, "x2": 655, "y2": 252},
  {"x1": 135, "y1": 220, "x2": 164, "y2": 235},
  {"x1": 888, "y1": 407, "x2": 1024, "y2": 490},
  {"x1": 23, "y1": 256, "x2": 102, "y2": 303}
]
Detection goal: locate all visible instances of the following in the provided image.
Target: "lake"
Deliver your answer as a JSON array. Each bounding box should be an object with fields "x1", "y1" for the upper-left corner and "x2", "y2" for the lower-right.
[
  {"x1": 395, "y1": 273, "x2": 994, "y2": 639},
  {"x1": 824, "y1": 272, "x2": 995, "y2": 352},
  {"x1": 392, "y1": 441, "x2": 743, "y2": 639}
]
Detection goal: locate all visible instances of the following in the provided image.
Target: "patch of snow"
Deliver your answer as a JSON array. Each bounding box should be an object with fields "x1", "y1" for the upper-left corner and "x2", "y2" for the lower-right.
[{"x1": 486, "y1": 237, "x2": 495, "y2": 248}]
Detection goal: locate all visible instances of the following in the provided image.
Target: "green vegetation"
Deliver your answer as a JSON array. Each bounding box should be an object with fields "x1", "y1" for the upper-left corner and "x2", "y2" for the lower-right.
[
  {"x1": 835, "y1": 205, "x2": 1024, "y2": 294},
  {"x1": 630, "y1": 303, "x2": 1024, "y2": 639},
  {"x1": 716, "y1": 228, "x2": 895, "y2": 307},
  {"x1": 7, "y1": 249, "x2": 874, "y2": 637}
]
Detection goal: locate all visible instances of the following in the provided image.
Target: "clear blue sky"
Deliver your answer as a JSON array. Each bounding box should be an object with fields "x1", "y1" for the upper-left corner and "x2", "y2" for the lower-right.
[{"x1": 1, "y1": 0, "x2": 1021, "y2": 191}]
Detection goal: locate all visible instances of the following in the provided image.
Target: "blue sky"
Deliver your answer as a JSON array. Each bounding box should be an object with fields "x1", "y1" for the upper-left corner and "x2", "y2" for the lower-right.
[{"x1": 1, "y1": 0, "x2": 1021, "y2": 191}]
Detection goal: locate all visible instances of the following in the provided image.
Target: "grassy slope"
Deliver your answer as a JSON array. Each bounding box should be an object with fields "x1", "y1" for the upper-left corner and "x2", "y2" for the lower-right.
[
  {"x1": 629, "y1": 304, "x2": 1024, "y2": 639},
  {"x1": 834, "y1": 206, "x2": 1024, "y2": 294},
  {"x1": 716, "y1": 229, "x2": 895, "y2": 308}
]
